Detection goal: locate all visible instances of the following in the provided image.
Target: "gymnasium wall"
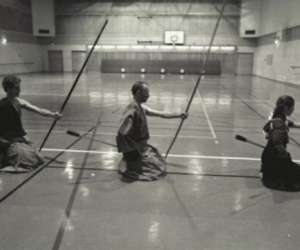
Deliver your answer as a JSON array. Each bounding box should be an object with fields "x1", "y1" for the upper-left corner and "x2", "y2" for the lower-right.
[
  {"x1": 0, "y1": 0, "x2": 44, "y2": 75},
  {"x1": 54, "y1": 1, "x2": 246, "y2": 44},
  {"x1": 252, "y1": 0, "x2": 300, "y2": 85},
  {"x1": 253, "y1": 26, "x2": 300, "y2": 86},
  {"x1": 44, "y1": 0, "x2": 255, "y2": 74},
  {"x1": 99, "y1": 52, "x2": 234, "y2": 75},
  {"x1": 45, "y1": 44, "x2": 238, "y2": 74},
  {"x1": 259, "y1": 0, "x2": 300, "y2": 36},
  {"x1": 0, "y1": 41, "x2": 44, "y2": 75}
]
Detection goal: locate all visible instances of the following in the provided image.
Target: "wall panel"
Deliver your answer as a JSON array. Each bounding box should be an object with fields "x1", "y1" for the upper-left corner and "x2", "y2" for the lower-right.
[
  {"x1": 72, "y1": 51, "x2": 86, "y2": 72},
  {"x1": 48, "y1": 50, "x2": 63, "y2": 72},
  {"x1": 236, "y1": 53, "x2": 253, "y2": 75}
]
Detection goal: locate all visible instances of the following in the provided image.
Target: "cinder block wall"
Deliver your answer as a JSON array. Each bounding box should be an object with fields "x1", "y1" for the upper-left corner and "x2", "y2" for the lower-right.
[
  {"x1": 0, "y1": 0, "x2": 44, "y2": 75},
  {"x1": 45, "y1": 0, "x2": 254, "y2": 74},
  {"x1": 253, "y1": 0, "x2": 300, "y2": 85}
]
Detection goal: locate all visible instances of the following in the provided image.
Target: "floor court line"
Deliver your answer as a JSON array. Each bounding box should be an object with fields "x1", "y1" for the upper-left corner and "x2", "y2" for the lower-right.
[
  {"x1": 20, "y1": 92, "x2": 267, "y2": 105},
  {"x1": 51, "y1": 112, "x2": 103, "y2": 250},
  {"x1": 17, "y1": 92, "x2": 204, "y2": 100},
  {"x1": 0, "y1": 126, "x2": 97, "y2": 204},
  {"x1": 194, "y1": 79, "x2": 217, "y2": 140},
  {"x1": 42, "y1": 147, "x2": 300, "y2": 162},
  {"x1": 27, "y1": 129, "x2": 215, "y2": 139},
  {"x1": 47, "y1": 165, "x2": 260, "y2": 179}
]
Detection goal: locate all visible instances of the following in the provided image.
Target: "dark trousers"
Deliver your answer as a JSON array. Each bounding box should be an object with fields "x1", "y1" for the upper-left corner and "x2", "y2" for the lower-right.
[
  {"x1": 123, "y1": 150, "x2": 142, "y2": 174},
  {"x1": 261, "y1": 144, "x2": 300, "y2": 191}
]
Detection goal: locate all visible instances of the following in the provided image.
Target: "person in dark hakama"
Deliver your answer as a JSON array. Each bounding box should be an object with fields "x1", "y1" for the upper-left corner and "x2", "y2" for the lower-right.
[
  {"x1": 261, "y1": 95, "x2": 300, "y2": 191},
  {"x1": 116, "y1": 81, "x2": 187, "y2": 181},
  {"x1": 0, "y1": 75, "x2": 62, "y2": 172}
]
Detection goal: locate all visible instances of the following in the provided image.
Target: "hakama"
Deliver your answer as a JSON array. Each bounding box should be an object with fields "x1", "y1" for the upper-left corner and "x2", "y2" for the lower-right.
[
  {"x1": 116, "y1": 101, "x2": 166, "y2": 181},
  {"x1": 261, "y1": 117, "x2": 300, "y2": 191}
]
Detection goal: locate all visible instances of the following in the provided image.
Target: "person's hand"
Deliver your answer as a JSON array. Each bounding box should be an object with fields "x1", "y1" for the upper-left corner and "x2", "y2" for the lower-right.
[
  {"x1": 180, "y1": 112, "x2": 188, "y2": 120},
  {"x1": 53, "y1": 112, "x2": 62, "y2": 120},
  {"x1": 288, "y1": 120, "x2": 295, "y2": 128}
]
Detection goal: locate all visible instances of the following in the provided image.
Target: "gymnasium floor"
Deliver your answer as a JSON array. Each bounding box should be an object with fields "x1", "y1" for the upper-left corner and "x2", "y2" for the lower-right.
[{"x1": 1, "y1": 72, "x2": 300, "y2": 250}]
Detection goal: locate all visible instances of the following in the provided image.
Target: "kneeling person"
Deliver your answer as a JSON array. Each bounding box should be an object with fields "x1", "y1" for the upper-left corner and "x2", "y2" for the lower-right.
[
  {"x1": 0, "y1": 75, "x2": 62, "y2": 172},
  {"x1": 116, "y1": 81, "x2": 187, "y2": 181},
  {"x1": 261, "y1": 95, "x2": 300, "y2": 191}
]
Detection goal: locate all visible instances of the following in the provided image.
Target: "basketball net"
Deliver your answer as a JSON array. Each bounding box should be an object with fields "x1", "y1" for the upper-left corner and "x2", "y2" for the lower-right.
[{"x1": 170, "y1": 34, "x2": 178, "y2": 48}]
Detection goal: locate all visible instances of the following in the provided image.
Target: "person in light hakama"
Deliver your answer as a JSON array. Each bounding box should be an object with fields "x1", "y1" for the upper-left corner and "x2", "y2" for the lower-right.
[
  {"x1": 116, "y1": 81, "x2": 187, "y2": 181},
  {"x1": 0, "y1": 75, "x2": 62, "y2": 172}
]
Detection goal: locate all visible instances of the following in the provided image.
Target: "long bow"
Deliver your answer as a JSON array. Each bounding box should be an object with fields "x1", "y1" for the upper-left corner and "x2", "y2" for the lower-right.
[
  {"x1": 165, "y1": 1, "x2": 227, "y2": 158},
  {"x1": 39, "y1": 19, "x2": 109, "y2": 151}
]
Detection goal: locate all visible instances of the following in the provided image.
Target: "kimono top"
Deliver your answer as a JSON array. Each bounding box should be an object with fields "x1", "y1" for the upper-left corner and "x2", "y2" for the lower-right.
[
  {"x1": 263, "y1": 114, "x2": 294, "y2": 157},
  {"x1": 0, "y1": 97, "x2": 26, "y2": 140},
  {"x1": 117, "y1": 101, "x2": 149, "y2": 153}
]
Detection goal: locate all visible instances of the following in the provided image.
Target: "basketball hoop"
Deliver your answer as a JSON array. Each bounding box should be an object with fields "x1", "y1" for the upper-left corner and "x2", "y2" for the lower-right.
[{"x1": 170, "y1": 34, "x2": 178, "y2": 47}]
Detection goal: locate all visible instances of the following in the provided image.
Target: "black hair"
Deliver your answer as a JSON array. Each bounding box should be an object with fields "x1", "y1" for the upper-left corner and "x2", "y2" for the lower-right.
[
  {"x1": 131, "y1": 81, "x2": 148, "y2": 95},
  {"x1": 272, "y1": 95, "x2": 295, "y2": 119},
  {"x1": 2, "y1": 75, "x2": 21, "y2": 92}
]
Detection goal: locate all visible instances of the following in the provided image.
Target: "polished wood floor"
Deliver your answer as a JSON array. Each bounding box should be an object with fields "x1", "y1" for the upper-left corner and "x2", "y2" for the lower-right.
[{"x1": 1, "y1": 72, "x2": 300, "y2": 250}]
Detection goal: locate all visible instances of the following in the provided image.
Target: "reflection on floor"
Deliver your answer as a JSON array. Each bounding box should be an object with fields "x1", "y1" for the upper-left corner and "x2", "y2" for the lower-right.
[{"x1": 1, "y1": 73, "x2": 300, "y2": 250}]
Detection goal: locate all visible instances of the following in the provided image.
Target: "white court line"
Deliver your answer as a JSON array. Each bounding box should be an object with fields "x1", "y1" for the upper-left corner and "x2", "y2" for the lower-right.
[
  {"x1": 194, "y1": 79, "x2": 217, "y2": 140},
  {"x1": 27, "y1": 129, "x2": 215, "y2": 140},
  {"x1": 42, "y1": 147, "x2": 300, "y2": 163},
  {"x1": 235, "y1": 99, "x2": 271, "y2": 103},
  {"x1": 18, "y1": 92, "x2": 204, "y2": 100},
  {"x1": 9, "y1": 89, "x2": 268, "y2": 103},
  {"x1": 21, "y1": 93, "x2": 88, "y2": 97}
]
